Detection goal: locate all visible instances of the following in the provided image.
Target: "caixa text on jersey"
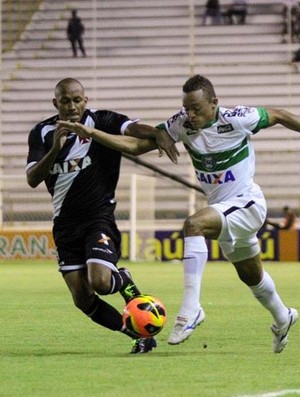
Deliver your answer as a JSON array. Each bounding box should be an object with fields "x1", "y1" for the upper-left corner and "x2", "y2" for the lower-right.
[
  {"x1": 195, "y1": 170, "x2": 235, "y2": 184},
  {"x1": 50, "y1": 156, "x2": 91, "y2": 174}
]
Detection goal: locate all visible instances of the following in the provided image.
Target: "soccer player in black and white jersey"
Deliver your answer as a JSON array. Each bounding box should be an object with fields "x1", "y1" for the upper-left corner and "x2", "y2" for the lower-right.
[
  {"x1": 26, "y1": 78, "x2": 178, "y2": 354},
  {"x1": 59, "y1": 74, "x2": 300, "y2": 354}
]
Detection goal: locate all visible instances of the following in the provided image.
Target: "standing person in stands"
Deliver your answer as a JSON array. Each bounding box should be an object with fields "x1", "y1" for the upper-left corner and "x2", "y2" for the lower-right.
[
  {"x1": 26, "y1": 78, "x2": 177, "y2": 354},
  {"x1": 203, "y1": 0, "x2": 223, "y2": 25},
  {"x1": 67, "y1": 9, "x2": 86, "y2": 58},
  {"x1": 282, "y1": 0, "x2": 300, "y2": 43},
  {"x1": 266, "y1": 206, "x2": 298, "y2": 230},
  {"x1": 225, "y1": 0, "x2": 248, "y2": 25},
  {"x1": 59, "y1": 74, "x2": 300, "y2": 354}
]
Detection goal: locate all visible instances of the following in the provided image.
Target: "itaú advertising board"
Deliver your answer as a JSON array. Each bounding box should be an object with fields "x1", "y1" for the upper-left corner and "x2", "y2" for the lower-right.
[{"x1": 0, "y1": 228, "x2": 299, "y2": 261}]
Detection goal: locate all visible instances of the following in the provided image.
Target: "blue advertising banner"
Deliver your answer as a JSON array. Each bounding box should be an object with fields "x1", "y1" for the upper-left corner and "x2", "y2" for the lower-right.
[{"x1": 0, "y1": 228, "x2": 299, "y2": 261}]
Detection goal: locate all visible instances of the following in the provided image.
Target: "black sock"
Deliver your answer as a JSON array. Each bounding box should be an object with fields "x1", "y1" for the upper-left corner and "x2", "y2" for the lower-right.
[
  {"x1": 83, "y1": 294, "x2": 124, "y2": 332},
  {"x1": 110, "y1": 270, "x2": 141, "y2": 302}
]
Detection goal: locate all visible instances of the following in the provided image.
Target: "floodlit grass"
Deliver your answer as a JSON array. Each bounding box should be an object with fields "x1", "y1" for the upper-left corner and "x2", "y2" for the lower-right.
[{"x1": 0, "y1": 259, "x2": 300, "y2": 397}]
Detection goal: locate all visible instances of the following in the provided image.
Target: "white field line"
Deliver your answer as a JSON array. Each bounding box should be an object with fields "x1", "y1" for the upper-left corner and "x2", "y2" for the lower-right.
[{"x1": 235, "y1": 390, "x2": 300, "y2": 397}]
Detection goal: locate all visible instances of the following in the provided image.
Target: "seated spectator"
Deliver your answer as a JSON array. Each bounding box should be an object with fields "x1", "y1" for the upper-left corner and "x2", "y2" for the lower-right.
[
  {"x1": 266, "y1": 206, "x2": 298, "y2": 230},
  {"x1": 203, "y1": 0, "x2": 222, "y2": 25},
  {"x1": 225, "y1": 0, "x2": 248, "y2": 25}
]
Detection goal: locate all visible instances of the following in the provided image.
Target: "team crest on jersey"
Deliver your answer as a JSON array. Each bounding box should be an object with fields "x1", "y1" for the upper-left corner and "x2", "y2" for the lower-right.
[
  {"x1": 202, "y1": 155, "x2": 216, "y2": 171},
  {"x1": 217, "y1": 124, "x2": 233, "y2": 134}
]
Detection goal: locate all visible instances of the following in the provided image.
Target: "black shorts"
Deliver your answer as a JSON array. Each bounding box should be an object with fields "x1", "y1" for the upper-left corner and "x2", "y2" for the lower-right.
[{"x1": 53, "y1": 218, "x2": 121, "y2": 273}]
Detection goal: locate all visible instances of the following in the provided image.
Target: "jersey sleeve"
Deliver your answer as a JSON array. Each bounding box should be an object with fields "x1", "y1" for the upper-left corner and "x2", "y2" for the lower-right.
[
  {"x1": 26, "y1": 126, "x2": 47, "y2": 167},
  {"x1": 93, "y1": 110, "x2": 130, "y2": 135},
  {"x1": 156, "y1": 110, "x2": 185, "y2": 142},
  {"x1": 236, "y1": 106, "x2": 270, "y2": 135},
  {"x1": 224, "y1": 106, "x2": 269, "y2": 136},
  {"x1": 251, "y1": 107, "x2": 270, "y2": 133}
]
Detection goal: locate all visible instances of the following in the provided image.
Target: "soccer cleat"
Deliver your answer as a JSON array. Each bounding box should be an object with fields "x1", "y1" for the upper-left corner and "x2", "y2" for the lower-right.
[
  {"x1": 119, "y1": 267, "x2": 141, "y2": 303},
  {"x1": 168, "y1": 308, "x2": 205, "y2": 345},
  {"x1": 130, "y1": 337, "x2": 157, "y2": 354},
  {"x1": 271, "y1": 308, "x2": 298, "y2": 353}
]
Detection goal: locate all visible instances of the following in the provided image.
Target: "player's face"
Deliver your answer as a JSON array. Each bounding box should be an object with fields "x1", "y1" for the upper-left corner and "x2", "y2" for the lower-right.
[
  {"x1": 53, "y1": 83, "x2": 88, "y2": 122},
  {"x1": 183, "y1": 89, "x2": 218, "y2": 129}
]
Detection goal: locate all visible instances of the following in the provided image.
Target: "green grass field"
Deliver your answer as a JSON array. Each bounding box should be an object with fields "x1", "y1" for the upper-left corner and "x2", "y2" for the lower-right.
[{"x1": 1, "y1": 259, "x2": 300, "y2": 397}]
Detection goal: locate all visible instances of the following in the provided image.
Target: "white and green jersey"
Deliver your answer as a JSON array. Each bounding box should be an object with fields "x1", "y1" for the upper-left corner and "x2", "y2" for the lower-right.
[{"x1": 159, "y1": 106, "x2": 270, "y2": 204}]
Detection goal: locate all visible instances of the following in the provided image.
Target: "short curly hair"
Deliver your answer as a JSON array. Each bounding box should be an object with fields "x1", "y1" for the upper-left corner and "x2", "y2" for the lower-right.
[{"x1": 182, "y1": 74, "x2": 216, "y2": 100}]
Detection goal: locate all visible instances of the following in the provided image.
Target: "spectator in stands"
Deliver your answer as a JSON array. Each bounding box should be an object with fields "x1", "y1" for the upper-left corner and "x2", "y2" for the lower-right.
[
  {"x1": 290, "y1": 3, "x2": 300, "y2": 65},
  {"x1": 26, "y1": 78, "x2": 177, "y2": 354},
  {"x1": 60, "y1": 74, "x2": 300, "y2": 354},
  {"x1": 203, "y1": 0, "x2": 223, "y2": 25},
  {"x1": 266, "y1": 205, "x2": 297, "y2": 229},
  {"x1": 282, "y1": 0, "x2": 300, "y2": 43},
  {"x1": 224, "y1": 0, "x2": 248, "y2": 25},
  {"x1": 67, "y1": 9, "x2": 86, "y2": 57},
  {"x1": 292, "y1": 47, "x2": 300, "y2": 62}
]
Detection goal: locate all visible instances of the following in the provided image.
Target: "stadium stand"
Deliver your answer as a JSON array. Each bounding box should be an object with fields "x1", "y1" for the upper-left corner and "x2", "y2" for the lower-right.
[{"x1": 1, "y1": 0, "x2": 300, "y2": 225}]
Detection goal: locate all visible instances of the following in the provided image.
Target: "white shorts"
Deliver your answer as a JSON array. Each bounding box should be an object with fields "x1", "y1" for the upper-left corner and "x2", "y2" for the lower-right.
[{"x1": 211, "y1": 190, "x2": 267, "y2": 262}]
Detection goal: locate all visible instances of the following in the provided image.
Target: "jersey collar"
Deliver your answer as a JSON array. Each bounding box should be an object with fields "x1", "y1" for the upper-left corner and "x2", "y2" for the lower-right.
[{"x1": 202, "y1": 107, "x2": 219, "y2": 129}]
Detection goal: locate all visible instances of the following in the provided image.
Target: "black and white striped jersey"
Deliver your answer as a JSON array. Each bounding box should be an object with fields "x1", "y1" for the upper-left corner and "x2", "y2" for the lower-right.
[{"x1": 26, "y1": 108, "x2": 133, "y2": 223}]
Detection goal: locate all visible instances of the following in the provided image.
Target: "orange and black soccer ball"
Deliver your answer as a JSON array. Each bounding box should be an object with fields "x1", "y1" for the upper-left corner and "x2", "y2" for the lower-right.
[{"x1": 122, "y1": 295, "x2": 167, "y2": 338}]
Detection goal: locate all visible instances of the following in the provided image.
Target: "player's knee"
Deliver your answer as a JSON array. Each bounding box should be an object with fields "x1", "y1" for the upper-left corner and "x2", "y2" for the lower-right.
[
  {"x1": 87, "y1": 263, "x2": 112, "y2": 294},
  {"x1": 183, "y1": 214, "x2": 204, "y2": 235},
  {"x1": 89, "y1": 275, "x2": 110, "y2": 295},
  {"x1": 183, "y1": 207, "x2": 221, "y2": 238}
]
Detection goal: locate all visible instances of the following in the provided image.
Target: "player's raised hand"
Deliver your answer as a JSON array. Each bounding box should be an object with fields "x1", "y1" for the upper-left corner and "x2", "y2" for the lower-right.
[
  {"x1": 156, "y1": 129, "x2": 179, "y2": 164},
  {"x1": 53, "y1": 124, "x2": 70, "y2": 150},
  {"x1": 57, "y1": 120, "x2": 91, "y2": 139}
]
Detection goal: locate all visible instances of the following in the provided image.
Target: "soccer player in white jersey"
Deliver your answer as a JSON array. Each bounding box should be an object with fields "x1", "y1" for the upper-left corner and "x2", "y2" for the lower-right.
[{"x1": 59, "y1": 74, "x2": 299, "y2": 353}]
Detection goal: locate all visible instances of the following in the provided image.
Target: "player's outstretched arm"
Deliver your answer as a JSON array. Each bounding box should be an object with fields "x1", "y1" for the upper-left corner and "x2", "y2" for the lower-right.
[
  {"x1": 266, "y1": 108, "x2": 300, "y2": 131},
  {"x1": 125, "y1": 123, "x2": 179, "y2": 164},
  {"x1": 265, "y1": 219, "x2": 281, "y2": 229},
  {"x1": 57, "y1": 120, "x2": 157, "y2": 156}
]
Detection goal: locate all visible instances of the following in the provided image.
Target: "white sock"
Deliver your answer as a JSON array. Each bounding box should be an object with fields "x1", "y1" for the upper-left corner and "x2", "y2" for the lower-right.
[
  {"x1": 178, "y1": 236, "x2": 208, "y2": 319},
  {"x1": 249, "y1": 270, "x2": 289, "y2": 327}
]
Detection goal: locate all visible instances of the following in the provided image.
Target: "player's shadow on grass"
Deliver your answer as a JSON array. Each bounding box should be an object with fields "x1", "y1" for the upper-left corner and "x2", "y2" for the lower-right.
[
  {"x1": 1, "y1": 350, "x2": 231, "y2": 358},
  {"x1": 115, "y1": 350, "x2": 238, "y2": 358},
  {"x1": 1, "y1": 351, "x2": 91, "y2": 357}
]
